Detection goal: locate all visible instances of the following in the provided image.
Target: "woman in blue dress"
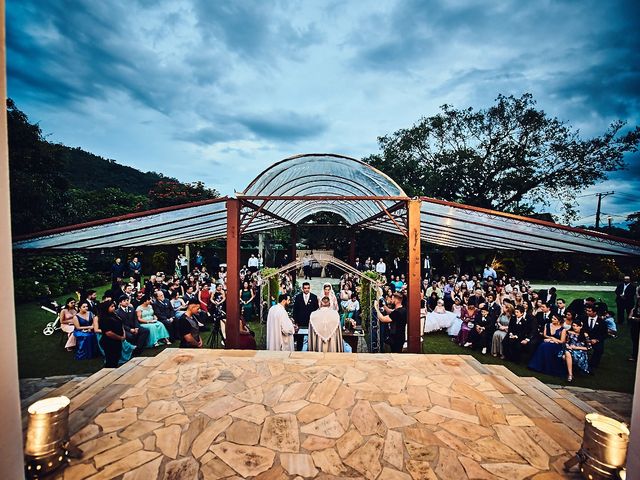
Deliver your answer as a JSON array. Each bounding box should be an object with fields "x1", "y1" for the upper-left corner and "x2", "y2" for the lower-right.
[
  {"x1": 561, "y1": 320, "x2": 590, "y2": 382},
  {"x1": 136, "y1": 295, "x2": 171, "y2": 347},
  {"x1": 72, "y1": 301, "x2": 99, "y2": 360},
  {"x1": 528, "y1": 313, "x2": 566, "y2": 376}
]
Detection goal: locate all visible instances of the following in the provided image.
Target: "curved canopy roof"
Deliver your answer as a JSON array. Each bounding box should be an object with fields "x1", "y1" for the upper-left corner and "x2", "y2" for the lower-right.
[
  {"x1": 12, "y1": 153, "x2": 640, "y2": 256},
  {"x1": 241, "y1": 153, "x2": 406, "y2": 224}
]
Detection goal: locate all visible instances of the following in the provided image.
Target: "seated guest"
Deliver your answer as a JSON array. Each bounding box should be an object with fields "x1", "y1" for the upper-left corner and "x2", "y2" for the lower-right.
[
  {"x1": 584, "y1": 304, "x2": 607, "y2": 373},
  {"x1": 136, "y1": 295, "x2": 171, "y2": 347},
  {"x1": 468, "y1": 307, "x2": 490, "y2": 350},
  {"x1": 153, "y1": 290, "x2": 178, "y2": 341},
  {"x1": 491, "y1": 303, "x2": 514, "y2": 358},
  {"x1": 561, "y1": 320, "x2": 590, "y2": 381},
  {"x1": 59, "y1": 298, "x2": 77, "y2": 351},
  {"x1": 237, "y1": 315, "x2": 257, "y2": 350},
  {"x1": 115, "y1": 295, "x2": 150, "y2": 355},
  {"x1": 425, "y1": 298, "x2": 456, "y2": 333},
  {"x1": 178, "y1": 299, "x2": 203, "y2": 348},
  {"x1": 503, "y1": 305, "x2": 530, "y2": 362},
  {"x1": 309, "y1": 296, "x2": 344, "y2": 353},
  {"x1": 457, "y1": 304, "x2": 480, "y2": 347},
  {"x1": 170, "y1": 290, "x2": 187, "y2": 318},
  {"x1": 97, "y1": 300, "x2": 127, "y2": 368},
  {"x1": 72, "y1": 301, "x2": 99, "y2": 360},
  {"x1": 521, "y1": 302, "x2": 548, "y2": 357},
  {"x1": 528, "y1": 313, "x2": 567, "y2": 376},
  {"x1": 468, "y1": 288, "x2": 486, "y2": 308},
  {"x1": 562, "y1": 311, "x2": 576, "y2": 331},
  {"x1": 342, "y1": 293, "x2": 360, "y2": 326},
  {"x1": 447, "y1": 297, "x2": 463, "y2": 336}
]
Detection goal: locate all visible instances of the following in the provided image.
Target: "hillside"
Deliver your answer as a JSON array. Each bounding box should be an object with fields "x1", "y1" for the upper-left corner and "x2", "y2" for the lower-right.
[
  {"x1": 50, "y1": 144, "x2": 169, "y2": 196},
  {"x1": 8, "y1": 99, "x2": 218, "y2": 236}
]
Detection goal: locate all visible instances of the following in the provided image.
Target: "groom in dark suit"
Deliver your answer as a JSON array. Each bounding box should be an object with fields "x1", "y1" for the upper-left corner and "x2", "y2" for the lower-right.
[{"x1": 292, "y1": 282, "x2": 319, "y2": 351}]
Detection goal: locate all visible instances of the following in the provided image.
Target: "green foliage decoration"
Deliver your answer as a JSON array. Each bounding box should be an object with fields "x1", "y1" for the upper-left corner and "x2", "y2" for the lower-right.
[{"x1": 359, "y1": 270, "x2": 382, "y2": 334}]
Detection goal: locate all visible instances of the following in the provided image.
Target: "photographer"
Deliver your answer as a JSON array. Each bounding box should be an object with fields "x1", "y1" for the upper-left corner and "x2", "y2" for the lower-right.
[{"x1": 374, "y1": 291, "x2": 406, "y2": 353}]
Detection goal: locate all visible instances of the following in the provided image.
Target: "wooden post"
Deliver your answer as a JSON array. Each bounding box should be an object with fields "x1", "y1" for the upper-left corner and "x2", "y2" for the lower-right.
[
  {"x1": 290, "y1": 224, "x2": 297, "y2": 285},
  {"x1": 225, "y1": 199, "x2": 240, "y2": 348},
  {"x1": 348, "y1": 228, "x2": 357, "y2": 266},
  {"x1": 407, "y1": 199, "x2": 422, "y2": 354},
  {"x1": 628, "y1": 355, "x2": 640, "y2": 475},
  {"x1": 0, "y1": 1, "x2": 26, "y2": 473}
]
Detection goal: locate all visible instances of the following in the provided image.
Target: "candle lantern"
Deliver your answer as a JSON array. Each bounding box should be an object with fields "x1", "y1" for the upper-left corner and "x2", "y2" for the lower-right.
[
  {"x1": 565, "y1": 413, "x2": 629, "y2": 480},
  {"x1": 24, "y1": 396, "x2": 71, "y2": 478}
]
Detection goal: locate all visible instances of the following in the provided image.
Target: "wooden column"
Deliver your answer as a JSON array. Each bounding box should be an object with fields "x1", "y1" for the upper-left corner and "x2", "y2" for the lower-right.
[
  {"x1": 225, "y1": 199, "x2": 240, "y2": 348},
  {"x1": 0, "y1": 1, "x2": 25, "y2": 473},
  {"x1": 406, "y1": 199, "x2": 422, "y2": 354},
  {"x1": 290, "y1": 224, "x2": 297, "y2": 285},
  {"x1": 628, "y1": 355, "x2": 640, "y2": 475},
  {"x1": 348, "y1": 228, "x2": 357, "y2": 265}
]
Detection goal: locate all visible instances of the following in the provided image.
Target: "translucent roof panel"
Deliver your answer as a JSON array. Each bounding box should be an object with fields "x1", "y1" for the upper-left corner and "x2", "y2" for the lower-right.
[
  {"x1": 240, "y1": 153, "x2": 407, "y2": 225},
  {"x1": 12, "y1": 153, "x2": 640, "y2": 256}
]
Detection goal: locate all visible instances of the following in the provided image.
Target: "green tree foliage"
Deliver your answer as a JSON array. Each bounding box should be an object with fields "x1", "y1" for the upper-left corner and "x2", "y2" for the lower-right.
[
  {"x1": 65, "y1": 188, "x2": 149, "y2": 224},
  {"x1": 147, "y1": 180, "x2": 219, "y2": 209},
  {"x1": 364, "y1": 94, "x2": 640, "y2": 219},
  {"x1": 7, "y1": 99, "x2": 70, "y2": 235},
  {"x1": 627, "y1": 212, "x2": 640, "y2": 240},
  {"x1": 7, "y1": 99, "x2": 218, "y2": 234}
]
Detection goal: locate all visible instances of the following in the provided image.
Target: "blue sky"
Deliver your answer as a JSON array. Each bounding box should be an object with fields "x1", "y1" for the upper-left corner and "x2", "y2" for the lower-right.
[{"x1": 7, "y1": 0, "x2": 640, "y2": 226}]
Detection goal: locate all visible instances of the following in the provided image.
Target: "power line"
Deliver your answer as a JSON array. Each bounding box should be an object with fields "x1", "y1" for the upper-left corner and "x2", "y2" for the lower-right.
[{"x1": 594, "y1": 191, "x2": 615, "y2": 229}]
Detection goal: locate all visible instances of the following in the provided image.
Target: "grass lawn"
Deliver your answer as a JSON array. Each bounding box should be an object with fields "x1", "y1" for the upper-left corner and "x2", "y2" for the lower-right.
[
  {"x1": 423, "y1": 289, "x2": 637, "y2": 393},
  {"x1": 15, "y1": 286, "x2": 636, "y2": 394}
]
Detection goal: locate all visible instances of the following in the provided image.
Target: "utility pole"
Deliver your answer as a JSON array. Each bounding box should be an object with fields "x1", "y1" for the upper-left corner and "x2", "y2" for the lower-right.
[{"x1": 595, "y1": 191, "x2": 614, "y2": 229}]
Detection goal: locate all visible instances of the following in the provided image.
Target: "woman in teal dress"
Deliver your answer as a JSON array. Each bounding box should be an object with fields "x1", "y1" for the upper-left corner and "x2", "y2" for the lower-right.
[
  {"x1": 240, "y1": 281, "x2": 255, "y2": 320},
  {"x1": 72, "y1": 301, "x2": 99, "y2": 360},
  {"x1": 136, "y1": 295, "x2": 171, "y2": 347},
  {"x1": 560, "y1": 320, "x2": 590, "y2": 382}
]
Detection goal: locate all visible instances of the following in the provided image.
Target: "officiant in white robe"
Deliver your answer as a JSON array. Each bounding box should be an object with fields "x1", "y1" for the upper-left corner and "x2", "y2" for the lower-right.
[
  {"x1": 266, "y1": 294, "x2": 296, "y2": 351},
  {"x1": 309, "y1": 296, "x2": 344, "y2": 353}
]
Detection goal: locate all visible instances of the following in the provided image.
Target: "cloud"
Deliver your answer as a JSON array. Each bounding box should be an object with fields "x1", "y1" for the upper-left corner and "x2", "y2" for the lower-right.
[
  {"x1": 5, "y1": 0, "x2": 640, "y2": 222},
  {"x1": 238, "y1": 112, "x2": 328, "y2": 142}
]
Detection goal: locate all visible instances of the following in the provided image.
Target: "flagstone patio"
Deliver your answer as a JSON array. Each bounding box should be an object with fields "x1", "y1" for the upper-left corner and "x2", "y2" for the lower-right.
[{"x1": 31, "y1": 349, "x2": 596, "y2": 479}]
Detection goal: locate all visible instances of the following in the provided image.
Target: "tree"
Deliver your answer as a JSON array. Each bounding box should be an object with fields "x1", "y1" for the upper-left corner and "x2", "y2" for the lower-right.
[
  {"x1": 7, "y1": 98, "x2": 70, "y2": 235},
  {"x1": 147, "y1": 180, "x2": 220, "y2": 209},
  {"x1": 627, "y1": 212, "x2": 640, "y2": 240},
  {"x1": 65, "y1": 187, "x2": 148, "y2": 224},
  {"x1": 364, "y1": 94, "x2": 640, "y2": 219}
]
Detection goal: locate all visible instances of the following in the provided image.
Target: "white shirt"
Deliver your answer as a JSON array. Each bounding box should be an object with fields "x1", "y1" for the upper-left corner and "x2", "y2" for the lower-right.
[
  {"x1": 588, "y1": 316, "x2": 597, "y2": 329},
  {"x1": 376, "y1": 262, "x2": 386, "y2": 274},
  {"x1": 303, "y1": 293, "x2": 310, "y2": 304},
  {"x1": 248, "y1": 256, "x2": 259, "y2": 268}
]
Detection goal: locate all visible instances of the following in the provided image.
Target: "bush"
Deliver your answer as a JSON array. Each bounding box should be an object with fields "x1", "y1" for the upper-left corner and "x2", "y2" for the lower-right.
[{"x1": 12, "y1": 252, "x2": 109, "y2": 303}]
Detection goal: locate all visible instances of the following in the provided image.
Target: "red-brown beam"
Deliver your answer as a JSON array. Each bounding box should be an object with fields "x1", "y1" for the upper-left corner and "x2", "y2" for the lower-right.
[
  {"x1": 407, "y1": 199, "x2": 422, "y2": 354},
  {"x1": 225, "y1": 198, "x2": 241, "y2": 349}
]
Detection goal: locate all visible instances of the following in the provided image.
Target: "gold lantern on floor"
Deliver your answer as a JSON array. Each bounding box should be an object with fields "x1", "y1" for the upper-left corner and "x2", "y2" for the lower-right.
[
  {"x1": 565, "y1": 413, "x2": 629, "y2": 480},
  {"x1": 24, "y1": 396, "x2": 71, "y2": 478}
]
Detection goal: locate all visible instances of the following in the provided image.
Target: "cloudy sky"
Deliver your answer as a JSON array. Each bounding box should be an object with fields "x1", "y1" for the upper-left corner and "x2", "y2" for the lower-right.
[{"x1": 7, "y1": 0, "x2": 640, "y2": 226}]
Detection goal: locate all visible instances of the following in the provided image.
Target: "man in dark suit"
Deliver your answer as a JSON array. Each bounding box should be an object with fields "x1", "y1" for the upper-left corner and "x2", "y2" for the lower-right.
[
  {"x1": 525, "y1": 302, "x2": 550, "y2": 356},
  {"x1": 615, "y1": 275, "x2": 636, "y2": 325},
  {"x1": 552, "y1": 298, "x2": 567, "y2": 318},
  {"x1": 584, "y1": 305, "x2": 608, "y2": 372},
  {"x1": 567, "y1": 296, "x2": 596, "y2": 321},
  {"x1": 115, "y1": 295, "x2": 150, "y2": 355},
  {"x1": 537, "y1": 287, "x2": 557, "y2": 306},
  {"x1": 292, "y1": 282, "x2": 319, "y2": 351}
]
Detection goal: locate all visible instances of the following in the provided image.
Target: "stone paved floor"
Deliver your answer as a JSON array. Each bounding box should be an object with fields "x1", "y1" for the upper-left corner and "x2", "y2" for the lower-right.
[{"x1": 31, "y1": 349, "x2": 603, "y2": 479}]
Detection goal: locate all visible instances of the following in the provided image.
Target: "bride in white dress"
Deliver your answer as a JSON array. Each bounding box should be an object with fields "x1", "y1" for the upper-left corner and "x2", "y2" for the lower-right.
[{"x1": 424, "y1": 299, "x2": 458, "y2": 333}]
